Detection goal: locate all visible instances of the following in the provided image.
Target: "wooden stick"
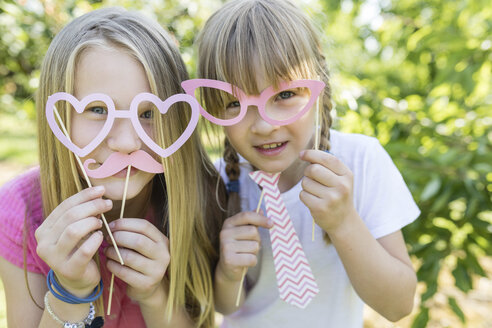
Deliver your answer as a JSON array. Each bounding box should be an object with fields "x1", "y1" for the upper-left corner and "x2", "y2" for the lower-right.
[
  {"x1": 107, "y1": 164, "x2": 131, "y2": 315},
  {"x1": 235, "y1": 189, "x2": 265, "y2": 307},
  {"x1": 314, "y1": 93, "x2": 320, "y2": 151},
  {"x1": 106, "y1": 274, "x2": 115, "y2": 316},
  {"x1": 312, "y1": 93, "x2": 321, "y2": 242},
  {"x1": 120, "y1": 165, "x2": 131, "y2": 219},
  {"x1": 53, "y1": 108, "x2": 124, "y2": 266}
]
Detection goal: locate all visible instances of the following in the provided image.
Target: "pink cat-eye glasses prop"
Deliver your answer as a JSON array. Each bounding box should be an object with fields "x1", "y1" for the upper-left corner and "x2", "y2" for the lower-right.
[
  {"x1": 181, "y1": 79, "x2": 325, "y2": 126},
  {"x1": 45, "y1": 92, "x2": 200, "y2": 159}
]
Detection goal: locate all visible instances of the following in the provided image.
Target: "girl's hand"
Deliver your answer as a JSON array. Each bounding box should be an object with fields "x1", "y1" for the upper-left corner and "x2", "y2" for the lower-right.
[
  {"x1": 299, "y1": 150, "x2": 357, "y2": 234},
  {"x1": 104, "y1": 218, "x2": 170, "y2": 306},
  {"x1": 216, "y1": 212, "x2": 273, "y2": 283},
  {"x1": 35, "y1": 186, "x2": 111, "y2": 297}
]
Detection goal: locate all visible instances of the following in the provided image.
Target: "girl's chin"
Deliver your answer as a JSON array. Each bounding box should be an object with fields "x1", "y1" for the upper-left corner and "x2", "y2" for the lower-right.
[
  {"x1": 101, "y1": 183, "x2": 146, "y2": 201},
  {"x1": 250, "y1": 162, "x2": 290, "y2": 174},
  {"x1": 103, "y1": 190, "x2": 137, "y2": 201},
  {"x1": 247, "y1": 155, "x2": 293, "y2": 172}
]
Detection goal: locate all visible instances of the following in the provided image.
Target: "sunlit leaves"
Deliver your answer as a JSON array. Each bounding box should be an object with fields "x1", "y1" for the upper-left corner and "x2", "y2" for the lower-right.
[{"x1": 320, "y1": 0, "x2": 490, "y2": 325}]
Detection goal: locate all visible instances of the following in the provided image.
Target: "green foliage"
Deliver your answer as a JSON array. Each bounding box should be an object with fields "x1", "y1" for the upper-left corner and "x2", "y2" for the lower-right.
[
  {"x1": 319, "y1": 0, "x2": 492, "y2": 325},
  {"x1": 0, "y1": 0, "x2": 491, "y2": 326},
  {"x1": 448, "y1": 296, "x2": 465, "y2": 323},
  {"x1": 411, "y1": 306, "x2": 429, "y2": 328}
]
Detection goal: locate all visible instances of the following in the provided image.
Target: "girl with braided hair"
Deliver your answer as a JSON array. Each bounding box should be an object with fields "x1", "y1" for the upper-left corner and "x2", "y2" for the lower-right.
[{"x1": 183, "y1": 0, "x2": 420, "y2": 326}]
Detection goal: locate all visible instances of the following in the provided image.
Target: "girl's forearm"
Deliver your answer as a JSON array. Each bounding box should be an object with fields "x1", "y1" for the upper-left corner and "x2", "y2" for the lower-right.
[{"x1": 327, "y1": 212, "x2": 417, "y2": 322}]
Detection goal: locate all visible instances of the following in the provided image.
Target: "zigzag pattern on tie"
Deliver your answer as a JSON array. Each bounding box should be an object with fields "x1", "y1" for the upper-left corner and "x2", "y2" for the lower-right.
[
  {"x1": 271, "y1": 229, "x2": 297, "y2": 247},
  {"x1": 281, "y1": 280, "x2": 319, "y2": 309},
  {"x1": 279, "y1": 275, "x2": 319, "y2": 294},
  {"x1": 273, "y1": 247, "x2": 307, "y2": 269},
  {"x1": 248, "y1": 170, "x2": 319, "y2": 309},
  {"x1": 263, "y1": 195, "x2": 290, "y2": 214},
  {"x1": 272, "y1": 238, "x2": 318, "y2": 298},
  {"x1": 269, "y1": 210, "x2": 319, "y2": 309},
  {"x1": 249, "y1": 171, "x2": 280, "y2": 186},
  {"x1": 283, "y1": 284, "x2": 320, "y2": 309},
  {"x1": 279, "y1": 270, "x2": 319, "y2": 298},
  {"x1": 275, "y1": 258, "x2": 312, "y2": 283}
]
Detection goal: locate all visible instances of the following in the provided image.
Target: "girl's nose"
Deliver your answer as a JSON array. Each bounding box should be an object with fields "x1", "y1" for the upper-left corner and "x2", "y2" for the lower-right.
[
  {"x1": 249, "y1": 106, "x2": 279, "y2": 135},
  {"x1": 106, "y1": 118, "x2": 142, "y2": 153}
]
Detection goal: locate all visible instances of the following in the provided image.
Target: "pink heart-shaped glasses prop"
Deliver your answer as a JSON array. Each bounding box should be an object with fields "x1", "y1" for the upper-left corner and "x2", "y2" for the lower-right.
[{"x1": 46, "y1": 92, "x2": 200, "y2": 158}]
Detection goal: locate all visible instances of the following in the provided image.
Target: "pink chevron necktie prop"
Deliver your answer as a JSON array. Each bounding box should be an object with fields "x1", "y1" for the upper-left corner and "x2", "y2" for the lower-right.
[{"x1": 249, "y1": 171, "x2": 319, "y2": 308}]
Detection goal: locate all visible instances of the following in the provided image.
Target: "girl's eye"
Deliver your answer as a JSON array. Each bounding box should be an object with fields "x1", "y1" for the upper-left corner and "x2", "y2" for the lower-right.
[
  {"x1": 277, "y1": 91, "x2": 295, "y2": 100},
  {"x1": 226, "y1": 100, "x2": 241, "y2": 110},
  {"x1": 88, "y1": 106, "x2": 107, "y2": 115},
  {"x1": 140, "y1": 110, "x2": 153, "y2": 119}
]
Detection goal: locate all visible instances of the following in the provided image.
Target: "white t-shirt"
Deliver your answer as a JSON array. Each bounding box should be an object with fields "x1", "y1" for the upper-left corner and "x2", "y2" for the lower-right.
[{"x1": 216, "y1": 130, "x2": 420, "y2": 328}]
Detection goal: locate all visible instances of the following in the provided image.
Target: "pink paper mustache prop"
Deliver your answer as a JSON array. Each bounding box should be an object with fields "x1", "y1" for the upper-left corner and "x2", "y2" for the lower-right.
[{"x1": 83, "y1": 150, "x2": 164, "y2": 179}]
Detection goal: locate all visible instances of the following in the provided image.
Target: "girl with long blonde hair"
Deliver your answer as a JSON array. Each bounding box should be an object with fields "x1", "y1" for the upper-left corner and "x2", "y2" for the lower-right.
[{"x1": 0, "y1": 7, "x2": 225, "y2": 328}]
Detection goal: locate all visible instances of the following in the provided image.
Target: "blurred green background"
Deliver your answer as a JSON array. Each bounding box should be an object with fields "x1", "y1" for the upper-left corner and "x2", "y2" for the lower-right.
[{"x1": 0, "y1": 0, "x2": 491, "y2": 327}]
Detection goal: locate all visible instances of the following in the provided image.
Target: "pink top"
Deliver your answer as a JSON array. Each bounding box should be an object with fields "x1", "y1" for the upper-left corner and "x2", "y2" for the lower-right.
[{"x1": 0, "y1": 167, "x2": 146, "y2": 327}]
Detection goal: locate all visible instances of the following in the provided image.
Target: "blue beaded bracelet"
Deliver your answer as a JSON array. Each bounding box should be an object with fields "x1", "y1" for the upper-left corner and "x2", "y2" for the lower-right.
[{"x1": 47, "y1": 269, "x2": 103, "y2": 304}]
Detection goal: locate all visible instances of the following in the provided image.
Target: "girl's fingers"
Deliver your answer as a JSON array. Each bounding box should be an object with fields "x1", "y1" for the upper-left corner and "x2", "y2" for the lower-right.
[
  {"x1": 105, "y1": 247, "x2": 157, "y2": 276},
  {"x1": 106, "y1": 259, "x2": 159, "y2": 292},
  {"x1": 44, "y1": 186, "x2": 106, "y2": 227},
  {"x1": 223, "y1": 212, "x2": 272, "y2": 230},
  {"x1": 230, "y1": 240, "x2": 260, "y2": 255},
  {"x1": 49, "y1": 198, "x2": 112, "y2": 239},
  {"x1": 300, "y1": 150, "x2": 350, "y2": 176},
  {"x1": 66, "y1": 230, "x2": 104, "y2": 269},
  {"x1": 109, "y1": 218, "x2": 163, "y2": 243},
  {"x1": 303, "y1": 163, "x2": 338, "y2": 187},
  {"x1": 56, "y1": 217, "x2": 103, "y2": 258},
  {"x1": 299, "y1": 189, "x2": 324, "y2": 210},
  {"x1": 220, "y1": 240, "x2": 260, "y2": 272},
  {"x1": 110, "y1": 231, "x2": 157, "y2": 259},
  {"x1": 222, "y1": 251, "x2": 257, "y2": 268},
  {"x1": 301, "y1": 176, "x2": 328, "y2": 197},
  {"x1": 222, "y1": 225, "x2": 261, "y2": 242}
]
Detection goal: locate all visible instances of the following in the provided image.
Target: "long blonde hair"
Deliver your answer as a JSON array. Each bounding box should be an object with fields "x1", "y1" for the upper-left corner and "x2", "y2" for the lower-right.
[
  {"x1": 36, "y1": 7, "x2": 225, "y2": 327},
  {"x1": 196, "y1": 0, "x2": 332, "y2": 217}
]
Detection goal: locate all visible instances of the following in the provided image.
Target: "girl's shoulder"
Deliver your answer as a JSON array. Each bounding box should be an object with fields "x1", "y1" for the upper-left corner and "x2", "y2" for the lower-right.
[
  {"x1": 0, "y1": 166, "x2": 45, "y2": 272},
  {"x1": 329, "y1": 129, "x2": 381, "y2": 153},
  {"x1": 329, "y1": 129, "x2": 390, "y2": 168},
  {"x1": 0, "y1": 166, "x2": 41, "y2": 205},
  {"x1": 0, "y1": 166, "x2": 43, "y2": 227}
]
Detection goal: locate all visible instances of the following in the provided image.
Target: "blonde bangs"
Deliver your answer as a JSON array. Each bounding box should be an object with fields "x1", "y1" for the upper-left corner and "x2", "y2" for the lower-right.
[{"x1": 198, "y1": 0, "x2": 318, "y2": 96}]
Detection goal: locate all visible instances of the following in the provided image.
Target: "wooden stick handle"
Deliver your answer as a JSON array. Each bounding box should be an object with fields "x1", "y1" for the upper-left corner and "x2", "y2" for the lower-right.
[
  {"x1": 312, "y1": 90, "x2": 321, "y2": 242},
  {"x1": 107, "y1": 165, "x2": 132, "y2": 315},
  {"x1": 106, "y1": 274, "x2": 115, "y2": 315},
  {"x1": 235, "y1": 189, "x2": 265, "y2": 307}
]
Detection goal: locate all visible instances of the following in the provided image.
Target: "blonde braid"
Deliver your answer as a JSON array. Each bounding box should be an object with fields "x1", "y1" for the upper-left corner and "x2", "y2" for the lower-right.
[{"x1": 224, "y1": 139, "x2": 242, "y2": 216}]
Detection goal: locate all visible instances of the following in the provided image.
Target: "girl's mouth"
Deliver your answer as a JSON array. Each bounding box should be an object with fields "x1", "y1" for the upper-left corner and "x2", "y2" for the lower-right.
[
  {"x1": 112, "y1": 166, "x2": 138, "y2": 178},
  {"x1": 254, "y1": 142, "x2": 288, "y2": 156}
]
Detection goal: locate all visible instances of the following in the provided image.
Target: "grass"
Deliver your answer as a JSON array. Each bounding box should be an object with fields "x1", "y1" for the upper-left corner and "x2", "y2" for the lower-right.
[
  {"x1": 0, "y1": 280, "x2": 4, "y2": 327},
  {"x1": 0, "y1": 110, "x2": 37, "y2": 165}
]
